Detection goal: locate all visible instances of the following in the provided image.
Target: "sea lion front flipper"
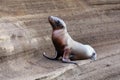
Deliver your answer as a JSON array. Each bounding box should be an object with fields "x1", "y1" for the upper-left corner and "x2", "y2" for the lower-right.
[{"x1": 62, "y1": 47, "x2": 77, "y2": 65}]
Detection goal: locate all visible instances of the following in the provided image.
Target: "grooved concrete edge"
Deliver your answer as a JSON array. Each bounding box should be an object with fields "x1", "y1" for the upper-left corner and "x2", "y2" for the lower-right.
[{"x1": 35, "y1": 60, "x2": 90, "y2": 80}]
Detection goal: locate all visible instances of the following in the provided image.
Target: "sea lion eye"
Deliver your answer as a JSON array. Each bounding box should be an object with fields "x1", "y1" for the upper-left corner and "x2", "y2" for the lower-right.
[{"x1": 57, "y1": 20, "x2": 60, "y2": 24}]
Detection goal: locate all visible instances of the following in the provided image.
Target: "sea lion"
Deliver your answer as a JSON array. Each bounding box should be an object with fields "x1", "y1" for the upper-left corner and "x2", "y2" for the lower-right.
[{"x1": 43, "y1": 16, "x2": 97, "y2": 64}]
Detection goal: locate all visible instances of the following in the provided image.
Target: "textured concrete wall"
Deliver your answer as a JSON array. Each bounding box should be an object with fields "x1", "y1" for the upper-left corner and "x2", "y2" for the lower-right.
[
  {"x1": 0, "y1": 0, "x2": 120, "y2": 60},
  {"x1": 0, "y1": 1, "x2": 120, "y2": 80},
  {"x1": 0, "y1": 0, "x2": 85, "y2": 16}
]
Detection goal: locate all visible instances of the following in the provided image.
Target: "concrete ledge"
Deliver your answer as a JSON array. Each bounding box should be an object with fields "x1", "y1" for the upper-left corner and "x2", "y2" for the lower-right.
[{"x1": 0, "y1": 1, "x2": 120, "y2": 80}]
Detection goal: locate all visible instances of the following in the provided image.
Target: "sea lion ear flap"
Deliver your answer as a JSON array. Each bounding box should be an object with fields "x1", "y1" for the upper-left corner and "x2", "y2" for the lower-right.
[{"x1": 91, "y1": 53, "x2": 97, "y2": 61}]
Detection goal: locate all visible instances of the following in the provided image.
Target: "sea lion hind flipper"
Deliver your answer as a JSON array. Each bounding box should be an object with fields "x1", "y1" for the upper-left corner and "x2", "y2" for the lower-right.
[
  {"x1": 62, "y1": 58, "x2": 78, "y2": 65},
  {"x1": 90, "y1": 53, "x2": 97, "y2": 61},
  {"x1": 43, "y1": 52, "x2": 59, "y2": 60}
]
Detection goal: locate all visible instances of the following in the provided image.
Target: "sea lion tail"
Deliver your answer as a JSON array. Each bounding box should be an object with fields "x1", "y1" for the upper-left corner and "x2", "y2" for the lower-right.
[
  {"x1": 91, "y1": 53, "x2": 97, "y2": 61},
  {"x1": 43, "y1": 52, "x2": 58, "y2": 60}
]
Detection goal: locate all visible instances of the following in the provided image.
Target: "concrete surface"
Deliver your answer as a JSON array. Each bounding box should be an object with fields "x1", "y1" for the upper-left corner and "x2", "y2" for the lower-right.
[{"x1": 0, "y1": 0, "x2": 120, "y2": 80}]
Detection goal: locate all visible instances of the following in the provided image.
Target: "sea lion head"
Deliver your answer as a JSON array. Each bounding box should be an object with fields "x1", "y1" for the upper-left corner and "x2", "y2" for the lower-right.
[{"x1": 48, "y1": 16, "x2": 66, "y2": 30}]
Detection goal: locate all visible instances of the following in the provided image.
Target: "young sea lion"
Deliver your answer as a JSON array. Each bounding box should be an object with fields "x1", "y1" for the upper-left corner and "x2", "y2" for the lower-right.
[{"x1": 43, "y1": 16, "x2": 97, "y2": 64}]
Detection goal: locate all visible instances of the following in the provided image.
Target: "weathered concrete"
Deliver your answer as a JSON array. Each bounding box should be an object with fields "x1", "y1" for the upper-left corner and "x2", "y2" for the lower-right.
[{"x1": 0, "y1": 0, "x2": 120, "y2": 80}]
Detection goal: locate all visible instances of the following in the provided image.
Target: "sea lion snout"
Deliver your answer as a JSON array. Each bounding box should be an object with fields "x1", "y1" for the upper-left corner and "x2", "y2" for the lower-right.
[
  {"x1": 48, "y1": 16, "x2": 66, "y2": 29},
  {"x1": 48, "y1": 16, "x2": 54, "y2": 22},
  {"x1": 48, "y1": 16, "x2": 61, "y2": 22}
]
